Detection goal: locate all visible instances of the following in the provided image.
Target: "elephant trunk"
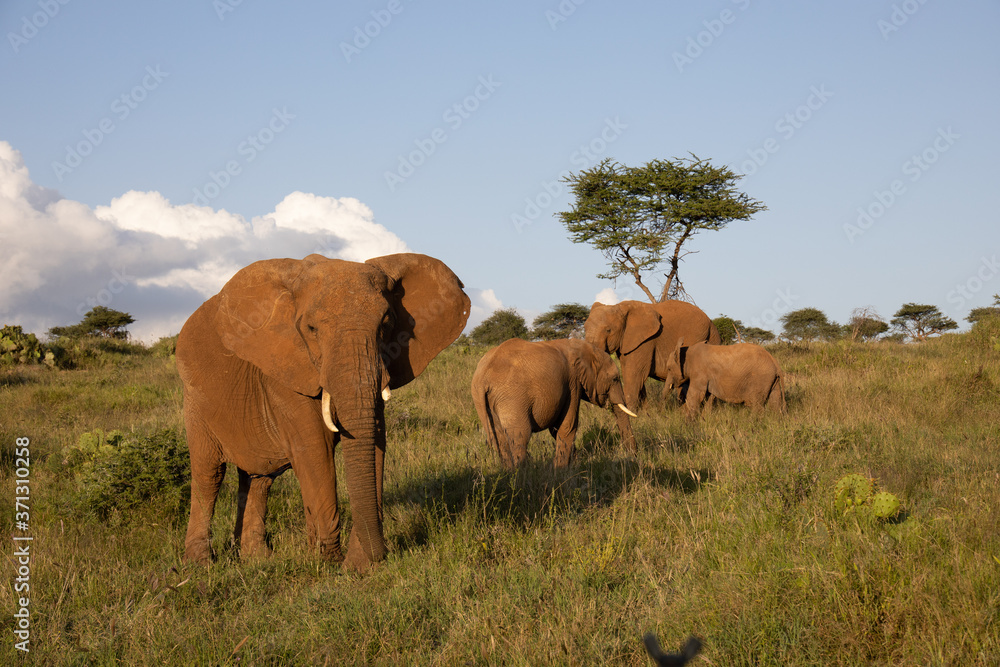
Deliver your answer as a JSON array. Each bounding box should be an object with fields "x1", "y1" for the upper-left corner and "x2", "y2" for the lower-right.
[{"x1": 323, "y1": 346, "x2": 388, "y2": 571}]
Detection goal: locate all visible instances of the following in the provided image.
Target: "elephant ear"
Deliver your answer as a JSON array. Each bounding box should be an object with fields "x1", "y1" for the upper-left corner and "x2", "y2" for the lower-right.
[
  {"x1": 574, "y1": 342, "x2": 608, "y2": 402},
  {"x1": 366, "y1": 253, "x2": 471, "y2": 389},
  {"x1": 214, "y1": 258, "x2": 321, "y2": 396},
  {"x1": 621, "y1": 302, "x2": 662, "y2": 355}
]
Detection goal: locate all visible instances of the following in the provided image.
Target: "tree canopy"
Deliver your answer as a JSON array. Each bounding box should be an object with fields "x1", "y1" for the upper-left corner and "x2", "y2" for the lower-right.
[
  {"x1": 780, "y1": 308, "x2": 841, "y2": 342},
  {"x1": 559, "y1": 156, "x2": 766, "y2": 302},
  {"x1": 469, "y1": 308, "x2": 529, "y2": 347},
  {"x1": 966, "y1": 294, "x2": 1000, "y2": 326},
  {"x1": 848, "y1": 307, "x2": 889, "y2": 341},
  {"x1": 532, "y1": 303, "x2": 590, "y2": 340},
  {"x1": 48, "y1": 306, "x2": 135, "y2": 340},
  {"x1": 891, "y1": 303, "x2": 957, "y2": 341}
]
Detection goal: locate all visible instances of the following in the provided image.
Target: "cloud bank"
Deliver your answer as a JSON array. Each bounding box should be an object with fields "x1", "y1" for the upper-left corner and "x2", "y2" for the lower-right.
[{"x1": 0, "y1": 141, "x2": 410, "y2": 341}]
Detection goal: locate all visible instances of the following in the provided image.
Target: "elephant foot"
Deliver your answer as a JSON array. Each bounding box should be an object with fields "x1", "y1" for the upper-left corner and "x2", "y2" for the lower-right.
[
  {"x1": 183, "y1": 537, "x2": 213, "y2": 565},
  {"x1": 239, "y1": 540, "x2": 273, "y2": 560}
]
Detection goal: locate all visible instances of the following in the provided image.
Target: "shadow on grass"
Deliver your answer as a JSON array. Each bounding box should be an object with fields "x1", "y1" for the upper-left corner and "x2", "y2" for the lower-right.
[{"x1": 385, "y1": 454, "x2": 713, "y2": 551}]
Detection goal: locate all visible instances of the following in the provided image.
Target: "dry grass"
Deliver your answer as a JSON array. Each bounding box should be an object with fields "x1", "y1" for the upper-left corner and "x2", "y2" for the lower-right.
[{"x1": 1, "y1": 328, "x2": 999, "y2": 664}]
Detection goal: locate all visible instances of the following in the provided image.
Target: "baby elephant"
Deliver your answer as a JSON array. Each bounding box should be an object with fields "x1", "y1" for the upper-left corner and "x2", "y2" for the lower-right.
[
  {"x1": 471, "y1": 338, "x2": 637, "y2": 469},
  {"x1": 666, "y1": 340, "x2": 785, "y2": 419}
]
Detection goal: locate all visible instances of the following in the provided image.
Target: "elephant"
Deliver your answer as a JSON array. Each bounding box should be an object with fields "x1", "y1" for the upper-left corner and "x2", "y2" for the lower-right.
[
  {"x1": 470, "y1": 338, "x2": 637, "y2": 469},
  {"x1": 584, "y1": 300, "x2": 720, "y2": 412},
  {"x1": 175, "y1": 253, "x2": 470, "y2": 572},
  {"x1": 664, "y1": 340, "x2": 786, "y2": 419}
]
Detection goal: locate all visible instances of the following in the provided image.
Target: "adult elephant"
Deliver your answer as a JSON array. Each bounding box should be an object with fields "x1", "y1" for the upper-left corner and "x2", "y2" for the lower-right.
[
  {"x1": 585, "y1": 300, "x2": 720, "y2": 412},
  {"x1": 175, "y1": 253, "x2": 470, "y2": 573}
]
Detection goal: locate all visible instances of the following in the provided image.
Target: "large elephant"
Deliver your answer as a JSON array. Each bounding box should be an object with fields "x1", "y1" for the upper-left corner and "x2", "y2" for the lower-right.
[
  {"x1": 175, "y1": 253, "x2": 470, "y2": 572},
  {"x1": 664, "y1": 340, "x2": 785, "y2": 419},
  {"x1": 584, "y1": 300, "x2": 720, "y2": 411},
  {"x1": 470, "y1": 338, "x2": 637, "y2": 469}
]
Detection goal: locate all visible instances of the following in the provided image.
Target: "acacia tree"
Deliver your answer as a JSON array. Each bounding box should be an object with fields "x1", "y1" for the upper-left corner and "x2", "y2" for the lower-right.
[
  {"x1": 559, "y1": 156, "x2": 766, "y2": 302},
  {"x1": 780, "y1": 308, "x2": 841, "y2": 342},
  {"x1": 469, "y1": 308, "x2": 529, "y2": 346},
  {"x1": 891, "y1": 303, "x2": 957, "y2": 341},
  {"x1": 532, "y1": 303, "x2": 590, "y2": 340},
  {"x1": 48, "y1": 306, "x2": 135, "y2": 340},
  {"x1": 848, "y1": 307, "x2": 889, "y2": 341},
  {"x1": 966, "y1": 294, "x2": 1000, "y2": 326}
]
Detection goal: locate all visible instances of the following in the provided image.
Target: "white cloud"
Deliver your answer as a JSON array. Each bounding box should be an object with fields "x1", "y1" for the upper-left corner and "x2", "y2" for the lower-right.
[
  {"x1": 594, "y1": 287, "x2": 622, "y2": 305},
  {"x1": 0, "y1": 141, "x2": 411, "y2": 341},
  {"x1": 466, "y1": 288, "x2": 504, "y2": 331}
]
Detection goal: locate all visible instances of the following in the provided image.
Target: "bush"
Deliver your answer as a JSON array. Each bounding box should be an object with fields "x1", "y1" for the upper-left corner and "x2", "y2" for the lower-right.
[
  {"x1": 63, "y1": 428, "x2": 190, "y2": 524},
  {"x1": 0, "y1": 325, "x2": 46, "y2": 366}
]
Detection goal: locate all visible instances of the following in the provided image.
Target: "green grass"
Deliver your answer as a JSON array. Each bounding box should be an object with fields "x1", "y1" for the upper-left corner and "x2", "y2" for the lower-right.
[{"x1": 1, "y1": 329, "x2": 999, "y2": 665}]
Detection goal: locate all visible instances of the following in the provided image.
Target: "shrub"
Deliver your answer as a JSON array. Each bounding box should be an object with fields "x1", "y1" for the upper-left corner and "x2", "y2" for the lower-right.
[
  {"x1": 63, "y1": 428, "x2": 190, "y2": 524},
  {"x1": 0, "y1": 325, "x2": 46, "y2": 366}
]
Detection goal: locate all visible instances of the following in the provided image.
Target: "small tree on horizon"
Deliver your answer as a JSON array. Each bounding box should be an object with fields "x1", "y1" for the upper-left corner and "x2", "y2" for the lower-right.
[
  {"x1": 780, "y1": 308, "x2": 841, "y2": 342},
  {"x1": 891, "y1": 303, "x2": 958, "y2": 341},
  {"x1": 966, "y1": 294, "x2": 1000, "y2": 326},
  {"x1": 848, "y1": 306, "x2": 889, "y2": 341},
  {"x1": 48, "y1": 306, "x2": 136, "y2": 340},
  {"x1": 469, "y1": 308, "x2": 529, "y2": 347},
  {"x1": 532, "y1": 303, "x2": 590, "y2": 340},
  {"x1": 559, "y1": 156, "x2": 766, "y2": 303}
]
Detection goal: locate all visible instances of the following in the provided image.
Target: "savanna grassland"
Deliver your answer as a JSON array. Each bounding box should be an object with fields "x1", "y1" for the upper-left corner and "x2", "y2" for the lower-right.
[{"x1": 1, "y1": 325, "x2": 999, "y2": 665}]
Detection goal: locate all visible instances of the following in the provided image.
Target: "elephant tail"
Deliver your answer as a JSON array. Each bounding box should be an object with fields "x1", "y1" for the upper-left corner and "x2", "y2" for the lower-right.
[
  {"x1": 768, "y1": 373, "x2": 787, "y2": 414},
  {"x1": 472, "y1": 382, "x2": 502, "y2": 456}
]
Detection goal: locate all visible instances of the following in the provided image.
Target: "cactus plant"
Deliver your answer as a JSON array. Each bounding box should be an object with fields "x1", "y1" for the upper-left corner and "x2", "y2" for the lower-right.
[{"x1": 833, "y1": 473, "x2": 902, "y2": 522}]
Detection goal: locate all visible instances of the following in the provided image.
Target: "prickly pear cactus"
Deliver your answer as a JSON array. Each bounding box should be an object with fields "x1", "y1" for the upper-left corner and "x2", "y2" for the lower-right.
[
  {"x1": 834, "y1": 473, "x2": 872, "y2": 513},
  {"x1": 869, "y1": 491, "x2": 901, "y2": 520}
]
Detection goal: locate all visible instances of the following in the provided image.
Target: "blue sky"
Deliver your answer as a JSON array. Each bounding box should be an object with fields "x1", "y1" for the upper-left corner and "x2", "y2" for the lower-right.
[{"x1": 2, "y1": 0, "x2": 998, "y2": 340}]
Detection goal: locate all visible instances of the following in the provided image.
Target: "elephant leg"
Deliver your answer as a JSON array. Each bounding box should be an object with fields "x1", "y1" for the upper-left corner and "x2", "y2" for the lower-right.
[
  {"x1": 620, "y1": 348, "x2": 654, "y2": 412},
  {"x1": 552, "y1": 407, "x2": 580, "y2": 469},
  {"x1": 684, "y1": 380, "x2": 708, "y2": 421},
  {"x1": 183, "y1": 417, "x2": 226, "y2": 563},
  {"x1": 234, "y1": 469, "x2": 275, "y2": 559},
  {"x1": 613, "y1": 404, "x2": 637, "y2": 454},
  {"x1": 497, "y1": 416, "x2": 530, "y2": 468},
  {"x1": 294, "y1": 440, "x2": 343, "y2": 562}
]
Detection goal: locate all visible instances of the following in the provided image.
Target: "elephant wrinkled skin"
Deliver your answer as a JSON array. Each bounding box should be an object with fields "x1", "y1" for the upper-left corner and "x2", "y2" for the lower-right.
[
  {"x1": 175, "y1": 253, "x2": 470, "y2": 572},
  {"x1": 585, "y1": 300, "x2": 720, "y2": 411},
  {"x1": 665, "y1": 341, "x2": 786, "y2": 419},
  {"x1": 470, "y1": 338, "x2": 636, "y2": 469}
]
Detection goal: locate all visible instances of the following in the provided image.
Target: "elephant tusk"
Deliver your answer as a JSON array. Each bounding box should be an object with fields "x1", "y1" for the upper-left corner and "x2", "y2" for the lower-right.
[
  {"x1": 617, "y1": 403, "x2": 638, "y2": 418},
  {"x1": 322, "y1": 390, "x2": 338, "y2": 432},
  {"x1": 382, "y1": 386, "x2": 391, "y2": 402}
]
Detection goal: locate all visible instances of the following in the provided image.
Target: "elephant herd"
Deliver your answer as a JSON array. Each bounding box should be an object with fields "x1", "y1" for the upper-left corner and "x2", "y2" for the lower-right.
[{"x1": 175, "y1": 253, "x2": 784, "y2": 573}]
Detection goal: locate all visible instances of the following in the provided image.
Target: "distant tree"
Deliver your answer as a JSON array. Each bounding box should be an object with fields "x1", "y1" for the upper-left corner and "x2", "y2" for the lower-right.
[
  {"x1": 48, "y1": 306, "x2": 135, "y2": 340},
  {"x1": 966, "y1": 294, "x2": 1000, "y2": 326},
  {"x1": 780, "y1": 308, "x2": 840, "y2": 342},
  {"x1": 891, "y1": 303, "x2": 957, "y2": 341},
  {"x1": 848, "y1": 307, "x2": 889, "y2": 341},
  {"x1": 712, "y1": 316, "x2": 744, "y2": 345},
  {"x1": 559, "y1": 156, "x2": 766, "y2": 302},
  {"x1": 532, "y1": 303, "x2": 590, "y2": 340},
  {"x1": 469, "y1": 308, "x2": 529, "y2": 347},
  {"x1": 741, "y1": 326, "x2": 776, "y2": 345}
]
